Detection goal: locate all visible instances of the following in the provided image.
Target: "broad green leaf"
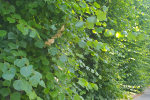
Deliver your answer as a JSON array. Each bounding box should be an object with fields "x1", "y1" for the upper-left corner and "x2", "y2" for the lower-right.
[
  {"x1": 7, "y1": 17, "x2": 15, "y2": 23},
  {"x1": 0, "y1": 88, "x2": 10, "y2": 97},
  {"x1": 0, "y1": 30, "x2": 7, "y2": 37},
  {"x1": 37, "y1": 97, "x2": 43, "y2": 100},
  {"x1": 17, "y1": 24, "x2": 24, "y2": 32},
  {"x1": 94, "y1": 2, "x2": 100, "y2": 8},
  {"x1": 28, "y1": 91, "x2": 36, "y2": 100},
  {"x1": 59, "y1": 54, "x2": 67, "y2": 63},
  {"x1": 29, "y1": 30, "x2": 37, "y2": 38},
  {"x1": 39, "y1": 80, "x2": 46, "y2": 88},
  {"x1": 29, "y1": 75, "x2": 40, "y2": 87},
  {"x1": 87, "y1": 16, "x2": 97, "y2": 23},
  {"x1": 35, "y1": 40, "x2": 45, "y2": 48},
  {"x1": 18, "y1": 40, "x2": 27, "y2": 48},
  {"x1": 10, "y1": 92, "x2": 21, "y2": 100},
  {"x1": 19, "y1": 19, "x2": 27, "y2": 25},
  {"x1": 2, "y1": 67, "x2": 16, "y2": 80},
  {"x1": 96, "y1": 10, "x2": 106, "y2": 21},
  {"x1": 58, "y1": 93, "x2": 65, "y2": 100},
  {"x1": 20, "y1": 65, "x2": 33, "y2": 77},
  {"x1": 8, "y1": 32, "x2": 16, "y2": 39},
  {"x1": 29, "y1": 71, "x2": 42, "y2": 87},
  {"x1": 46, "y1": 72, "x2": 54, "y2": 81},
  {"x1": 12, "y1": 14, "x2": 21, "y2": 19},
  {"x1": 104, "y1": 29, "x2": 115, "y2": 37},
  {"x1": 86, "y1": 0, "x2": 93, "y2": 2},
  {"x1": 138, "y1": 34, "x2": 146, "y2": 40},
  {"x1": 87, "y1": 83, "x2": 92, "y2": 89},
  {"x1": 74, "y1": 94, "x2": 81, "y2": 100},
  {"x1": 78, "y1": 40, "x2": 87, "y2": 48},
  {"x1": 29, "y1": 9, "x2": 37, "y2": 15},
  {"x1": 50, "y1": 25, "x2": 57, "y2": 30},
  {"x1": 21, "y1": 81, "x2": 32, "y2": 93},
  {"x1": 8, "y1": 43, "x2": 19, "y2": 49},
  {"x1": 75, "y1": 21, "x2": 84, "y2": 28},
  {"x1": 22, "y1": 27, "x2": 29, "y2": 35},
  {"x1": 42, "y1": 59, "x2": 49, "y2": 65},
  {"x1": 1, "y1": 63, "x2": 8, "y2": 72},
  {"x1": 11, "y1": 50, "x2": 27, "y2": 57},
  {"x1": 9, "y1": 5, "x2": 15, "y2": 13},
  {"x1": 51, "y1": 90, "x2": 59, "y2": 98},
  {"x1": 127, "y1": 32, "x2": 136, "y2": 40},
  {"x1": 86, "y1": 22, "x2": 94, "y2": 29},
  {"x1": 93, "y1": 84, "x2": 98, "y2": 91},
  {"x1": 3, "y1": 80, "x2": 11, "y2": 86},
  {"x1": 103, "y1": 6, "x2": 108, "y2": 13},
  {"x1": 59, "y1": 73, "x2": 67, "y2": 81},
  {"x1": 14, "y1": 58, "x2": 29, "y2": 68},
  {"x1": 48, "y1": 47, "x2": 58, "y2": 56},
  {"x1": 4, "y1": 56, "x2": 15, "y2": 63},
  {"x1": 78, "y1": 78, "x2": 88, "y2": 87},
  {"x1": 95, "y1": 27, "x2": 104, "y2": 33}
]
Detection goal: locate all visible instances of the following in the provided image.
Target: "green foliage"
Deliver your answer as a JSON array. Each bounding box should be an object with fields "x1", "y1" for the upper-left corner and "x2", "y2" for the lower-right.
[{"x1": 0, "y1": 0, "x2": 150, "y2": 100}]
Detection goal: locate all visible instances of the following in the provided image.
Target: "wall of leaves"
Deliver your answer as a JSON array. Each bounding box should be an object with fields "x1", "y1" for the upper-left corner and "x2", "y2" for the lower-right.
[{"x1": 0, "y1": 0, "x2": 150, "y2": 100}]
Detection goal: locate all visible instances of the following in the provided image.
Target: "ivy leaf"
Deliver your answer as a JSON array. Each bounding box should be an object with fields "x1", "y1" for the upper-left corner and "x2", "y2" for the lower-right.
[
  {"x1": 35, "y1": 40, "x2": 45, "y2": 48},
  {"x1": 0, "y1": 88, "x2": 10, "y2": 97},
  {"x1": 78, "y1": 40, "x2": 87, "y2": 48},
  {"x1": 7, "y1": 17, "x2": 15, "y2": 23},
  {"x1": 2, "y1": 67, "x2": 16, "y2": 80},
  {"x1": 10, "y1": 92, "x2": 21, "y2": 100},
  {"x1": 96, "y1": 10, "x2": 106, "y2": 21},
  {"x1": 20, "y1": 65, "x2": 33, "y2": 77},
  {"x1": 46, "y1": 72, "x2": 54, "y2": 81},
  {"x1": 39, "y1": 80, "x2": 46, "y2": 88},
  {"x1": 48, "y1": 47, "x2": 58, "y2": 56},
  {"x1": 59, "y1": 54, "x2": 67, "y2": 63},
  {"x1": 58, "y1": 93, "x2": 65, "y2": 100},
  {"x1": 78, "y1": 78, "x2": 88, "y2": 87},
  {"x1": 0, "y1": 30, "x2": 7, "y2": 37}
]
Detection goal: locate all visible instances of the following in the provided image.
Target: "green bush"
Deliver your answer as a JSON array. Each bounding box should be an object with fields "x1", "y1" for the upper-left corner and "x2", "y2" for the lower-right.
[{"x1": 0, "y1": 0, "x2": 150, "y2": 100}]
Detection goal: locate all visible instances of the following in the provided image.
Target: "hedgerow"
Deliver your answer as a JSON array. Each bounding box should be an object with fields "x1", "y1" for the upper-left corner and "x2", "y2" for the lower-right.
[{"x1": 0, "y1": 0, "x2": 150, "y2": 100}]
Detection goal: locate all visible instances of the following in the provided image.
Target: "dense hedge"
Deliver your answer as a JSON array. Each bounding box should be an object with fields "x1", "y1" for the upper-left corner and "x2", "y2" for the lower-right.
[{"x1": 0, "y1": 0, "x2": 150, "y2": 100}]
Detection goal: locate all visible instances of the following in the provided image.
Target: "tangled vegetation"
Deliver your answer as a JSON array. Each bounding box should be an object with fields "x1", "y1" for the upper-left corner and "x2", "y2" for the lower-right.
[{"x1": 0, "y1": 0, "x2": 150, "y2": 100}]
